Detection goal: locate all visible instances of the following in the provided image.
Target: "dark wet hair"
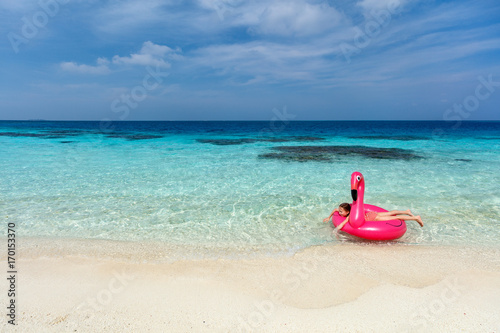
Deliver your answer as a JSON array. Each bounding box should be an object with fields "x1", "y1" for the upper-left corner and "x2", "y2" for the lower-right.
[{"x1": 339, "y1": 203, "x2": 351, "y2": 215}]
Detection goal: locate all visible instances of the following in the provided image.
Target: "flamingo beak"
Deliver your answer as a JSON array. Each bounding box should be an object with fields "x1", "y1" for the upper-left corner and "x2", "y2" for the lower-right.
[
  {"x1": 351, "y1": 172, "x2": 360, "y2": 201},
  {"x1": 351, "y1": 189, "x2": 358, "y2": 201}
]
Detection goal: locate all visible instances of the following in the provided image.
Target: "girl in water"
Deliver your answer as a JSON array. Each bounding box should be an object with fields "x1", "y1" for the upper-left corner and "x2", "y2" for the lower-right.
[{"x1": 323, "y1": 203, "x2": 424, "y2": 231}]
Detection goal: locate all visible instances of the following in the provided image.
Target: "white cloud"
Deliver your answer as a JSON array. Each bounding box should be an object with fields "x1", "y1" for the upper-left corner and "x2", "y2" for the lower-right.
[
  {"x1": 112, "y1": 41, "x2": 180, "y2": 68},
  {"x1": 190, "y1": 40, "x2": 338, "y2": 84},
  {"x1": 95, "y1": 0, "x2": 170, "y2": 33},
  {"x1": 60, "y1": 59, "x2": 111, "y2": 75},
  {"x1": 197, "y1": 0, "x2": 243, "y2": 19},
  {"x1": 58, "y1": 0, "x2": 499, "y2": 91},
  {"x1": 60, "y1": 42, "x2": 180, "y2": 74},
  {"x1": 357, "y1": 0, "x2": 407, "y2": 16},
  {"x1": 97, "y1": 57, "x2": 109, "y2": 66},
  {"x1": 186, "y1": 0, "x2": 500, "y2": 88},
  {"x1": 140, "y1": 41, "x2": 174, "y2": 57},
  {"x1": 250, "y1": 1, "x2": 344, "y2": 37},
  {"x1": 95, "y1": 0, "x2": 347, "y2": 38},
  {"x1": 195, "y1": 0, "x2": 346, "y2": 37}
]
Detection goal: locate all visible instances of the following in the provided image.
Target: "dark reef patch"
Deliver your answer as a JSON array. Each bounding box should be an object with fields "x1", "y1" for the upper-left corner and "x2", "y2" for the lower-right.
[
  {"x1": 41, "y1": 130, "x2": 84, "y2": 136},
  {"x1": 105, "y1": 133, "x2": 164, "y2": 140},
  {"x1": 288, "y1": 136, "x2": 325, "y2": 142},
  {"x1": 196, "y1": 136, "x2": 325, "y2": 145},
  {"x1": 41, "y1": 136, "x2": 68, "y2": 139},
  {"x1": 348, "y1": 135, "x2": 431, "y2": 141},
  {"x1": 0, "y1": 132, "x2": 48, "y2": 138},
  {"x1": 0, "y1": 130, "x2": 85, "y2": 139},
  {"x1": 258, "y1": 145, "x2": 424, "y2": 162},
  {"x1": 196, "y1": 138, "x2": 257, "y2": 145},
  {"x1": 259, "y1": 152, "x2": 332, "y2": 162},
  {"x1": 0, "y1": 130, "x2": 165, "y2": 141}
]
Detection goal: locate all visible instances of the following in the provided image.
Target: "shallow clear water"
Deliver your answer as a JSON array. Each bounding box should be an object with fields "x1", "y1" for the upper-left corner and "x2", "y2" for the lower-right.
[{"x1": 1, "y1": 121, "x2": 499, "y2": 254}]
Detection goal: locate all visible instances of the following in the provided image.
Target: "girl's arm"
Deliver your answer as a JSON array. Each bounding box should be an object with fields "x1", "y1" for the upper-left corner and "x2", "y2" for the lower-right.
[
  {"x1": 334, "y1": 216, "x2": 349, "y2": 231},
  {"x1": 323, "y1": 208, "x2": 339, "y2": 222}
]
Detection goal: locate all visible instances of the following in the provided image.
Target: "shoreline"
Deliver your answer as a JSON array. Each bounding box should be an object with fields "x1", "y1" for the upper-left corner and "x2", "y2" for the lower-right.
[
  {"x1": 13, "y1": 235, "x2": 500, "y2": 260},
  {"x1": 2, "y1": 238, "x2": 500, "y2": 332}
]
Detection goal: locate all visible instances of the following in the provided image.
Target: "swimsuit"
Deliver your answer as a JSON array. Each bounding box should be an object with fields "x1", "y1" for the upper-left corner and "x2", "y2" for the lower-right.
[{"x1": 364, "y1": 211, "x2": 378, "y2": 221}]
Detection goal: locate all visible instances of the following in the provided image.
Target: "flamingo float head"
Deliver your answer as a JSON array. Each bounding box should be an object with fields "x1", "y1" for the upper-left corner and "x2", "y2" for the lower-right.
[
  {"x1": 349, "y1": 171, "x2": 366, "y2": 228},
  {"x1": 350, "y1": 171, "x2": 364, "y2": 202}
]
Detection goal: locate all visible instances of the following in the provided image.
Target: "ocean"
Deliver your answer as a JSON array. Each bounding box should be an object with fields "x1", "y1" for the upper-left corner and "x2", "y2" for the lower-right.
[{"x1": 1, "y1": 121, "x2": 499, "y2": 258}]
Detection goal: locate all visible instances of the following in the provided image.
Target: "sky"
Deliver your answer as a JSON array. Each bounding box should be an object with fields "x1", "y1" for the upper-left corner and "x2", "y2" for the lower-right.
[{"x1": 1, "y1": 0, "x2": 499, "y2": 120}]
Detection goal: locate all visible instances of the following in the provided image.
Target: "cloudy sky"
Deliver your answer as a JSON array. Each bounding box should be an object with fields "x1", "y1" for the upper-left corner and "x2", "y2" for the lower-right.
[{"x1": 1, "y1": 0, "x2": 499, "y2": 120}]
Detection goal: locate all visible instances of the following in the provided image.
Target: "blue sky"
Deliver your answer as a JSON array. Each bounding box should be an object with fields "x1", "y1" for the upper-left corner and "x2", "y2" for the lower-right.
[{"x1": 1, "y1": 0, "x2": 499, "y2": 120}]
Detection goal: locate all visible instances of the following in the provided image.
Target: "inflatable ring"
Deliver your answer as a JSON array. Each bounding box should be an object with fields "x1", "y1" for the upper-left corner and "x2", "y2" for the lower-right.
[{"x1": 332, "y1": 172, "x2": 407, "y2": 241}]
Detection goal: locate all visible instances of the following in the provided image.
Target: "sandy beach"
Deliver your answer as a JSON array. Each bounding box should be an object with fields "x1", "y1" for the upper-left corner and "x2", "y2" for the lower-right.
[{"x1": 2, "y1": 237, "x2": 500, "y2": 332}]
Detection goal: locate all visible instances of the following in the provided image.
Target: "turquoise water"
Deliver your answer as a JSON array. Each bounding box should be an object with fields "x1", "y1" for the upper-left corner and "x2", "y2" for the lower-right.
[{"x1": 1, "y1": 121, "x2": 499, "y2": 254}]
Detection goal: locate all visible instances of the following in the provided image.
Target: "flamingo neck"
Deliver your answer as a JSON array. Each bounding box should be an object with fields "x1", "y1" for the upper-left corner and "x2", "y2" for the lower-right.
[{"x1": 353, "y1": 179, "x2": 365, "y2": 214}]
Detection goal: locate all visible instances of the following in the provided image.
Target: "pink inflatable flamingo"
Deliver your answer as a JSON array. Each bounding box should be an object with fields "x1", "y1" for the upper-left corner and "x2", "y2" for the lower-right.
[{"x1": 332, "y1": 172, "x2": 407, "y2": 240}]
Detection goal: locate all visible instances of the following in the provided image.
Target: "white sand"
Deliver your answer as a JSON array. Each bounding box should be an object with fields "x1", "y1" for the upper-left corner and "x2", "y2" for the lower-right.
[{"x1": 2, "y1": 238, "x2": 500, "y2": 332}]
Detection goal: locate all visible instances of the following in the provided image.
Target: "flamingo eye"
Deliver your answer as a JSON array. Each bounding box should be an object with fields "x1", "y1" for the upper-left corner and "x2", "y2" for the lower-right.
[{"x1": 356, "y1": 176, "x2": 361, "y2": 181}]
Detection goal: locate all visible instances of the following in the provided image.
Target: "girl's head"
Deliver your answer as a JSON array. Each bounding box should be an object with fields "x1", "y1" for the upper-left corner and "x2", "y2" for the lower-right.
[{"x1": 338, "y1": 203, "x2": 351, "y2": 217}]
